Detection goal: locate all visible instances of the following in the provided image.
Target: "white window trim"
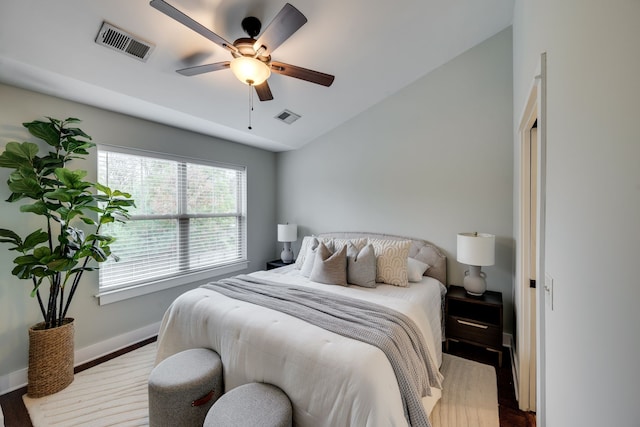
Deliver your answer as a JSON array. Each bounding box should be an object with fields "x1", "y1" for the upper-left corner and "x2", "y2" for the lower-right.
[
  {"x1": 96, "y1": 260, "x2": 249, "y2": 305},
  {"x1": 95, "y1": 144, "x2": 248, "y2": 305},
  {"x1": 98, "y1": 143, "x2": 246, "y2": 172}
]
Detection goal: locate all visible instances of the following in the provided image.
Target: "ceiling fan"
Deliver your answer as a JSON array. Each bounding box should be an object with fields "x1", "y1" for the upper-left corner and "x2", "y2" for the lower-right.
[{"x1": 149, "y1": 0, "x2": 335, "y2": 101}]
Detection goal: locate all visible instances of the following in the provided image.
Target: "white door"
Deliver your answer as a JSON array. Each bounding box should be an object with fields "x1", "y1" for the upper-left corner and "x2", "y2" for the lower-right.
[
  {"x1": 516, "y1": 59, "x2": 546, "y2": 413},
  {"x1": 528, "y1": 126, "x2": 538, "y2": 410}
]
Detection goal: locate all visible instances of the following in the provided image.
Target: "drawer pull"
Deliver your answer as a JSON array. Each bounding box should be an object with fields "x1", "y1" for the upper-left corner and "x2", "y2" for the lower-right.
[{"x1": 457, "y1": 319, "x2": 488, "y2": 329}]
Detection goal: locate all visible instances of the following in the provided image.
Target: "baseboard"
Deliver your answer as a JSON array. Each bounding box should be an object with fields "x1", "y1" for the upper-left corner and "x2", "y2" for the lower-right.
[
  {"x1": 506, "y1": 333, "x2": 519, "y2": 402},
  {"x1": 0, "y1": 321, "x2": 161, "y2": 396},
  {"x1": 500, "y1": 332, "x2": 519, "y2": 401},
  {"x1": 502, "y1": 332, "x2": 513, "y2": 349}
]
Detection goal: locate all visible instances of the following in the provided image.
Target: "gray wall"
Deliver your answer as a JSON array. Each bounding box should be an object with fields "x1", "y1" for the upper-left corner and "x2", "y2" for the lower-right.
[
  {"x1": 513, "y1": 0, "x2": 640, "y2": 425},
  {"x1": 277, "y1": 29, "x2": 515, "y2": 332},
  {"x1": 0, "y1": 84, "x2": 277, "y2": 378}
]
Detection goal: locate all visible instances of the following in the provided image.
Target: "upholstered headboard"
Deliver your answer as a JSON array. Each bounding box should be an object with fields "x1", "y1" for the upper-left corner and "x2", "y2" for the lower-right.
[{"x1": 317, "y1": 232, "x2": 447, "y2": 285}]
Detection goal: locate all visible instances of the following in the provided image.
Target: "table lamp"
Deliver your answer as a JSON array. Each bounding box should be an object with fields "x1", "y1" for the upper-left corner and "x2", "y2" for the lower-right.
[
  {"x1": 457, "y1": 232, "x2": 495, "y2": 296},
  {"x1": 278, "y1": 224, "x2": 297, "y2": 264}
]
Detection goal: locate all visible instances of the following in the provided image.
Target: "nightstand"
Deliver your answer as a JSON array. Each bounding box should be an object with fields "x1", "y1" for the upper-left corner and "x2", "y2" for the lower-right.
[
  {"x1": 266, "y1": 259, "x2": 294, "y2": 270},
  {"x1": 445, "y1": 285, "x2": 503, "y2": 366}
]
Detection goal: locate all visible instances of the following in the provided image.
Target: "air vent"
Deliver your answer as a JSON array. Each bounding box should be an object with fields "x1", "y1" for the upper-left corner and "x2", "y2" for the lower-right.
[
  {"x1": 274, "y1": 110, "x2": 301, "y2": 125},
  {"x1": 95, "y1": 22, "x2": 155, "y2": 62}
]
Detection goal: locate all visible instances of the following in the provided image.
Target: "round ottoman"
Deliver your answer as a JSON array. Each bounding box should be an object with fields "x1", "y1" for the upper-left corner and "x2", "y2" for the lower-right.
[
  {"x1": 148, "y1": 348, "x2": 223, "y2": 427},
  {"x1": 204, "y1": 382, "x2": 292, "y2": 427}
]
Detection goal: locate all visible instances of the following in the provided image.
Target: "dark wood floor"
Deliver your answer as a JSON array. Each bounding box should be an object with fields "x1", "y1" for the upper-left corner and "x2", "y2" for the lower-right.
[{"x1": 1, "y1": 338, "x2": 535, "y2": 427}]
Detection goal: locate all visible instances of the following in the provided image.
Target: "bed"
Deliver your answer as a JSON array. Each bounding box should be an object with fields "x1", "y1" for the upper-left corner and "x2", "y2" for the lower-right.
[{"x1": 155, "y1": 232, "x2": 447, "y2": 427}]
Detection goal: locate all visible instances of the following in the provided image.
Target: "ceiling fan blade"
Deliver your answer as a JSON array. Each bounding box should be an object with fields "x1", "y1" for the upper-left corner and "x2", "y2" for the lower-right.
[
  {"x1": 150, "y1": 0, "x2": 235, "y2": 52},
  {"x1": 271, "y1": 61, "x2": 335, "y2": 87},
  {"x1": 253, "y1": 3, "x2": 307, "y2": 56},
  {"x1": 254, "y1": 81, "x2": 274, "y2": 101},
  {"x1": 176, "y1": 61, "x2": 230, "y2": 76}
]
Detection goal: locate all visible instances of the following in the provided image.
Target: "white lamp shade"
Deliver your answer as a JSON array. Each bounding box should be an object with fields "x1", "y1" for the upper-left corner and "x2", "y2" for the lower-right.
[
  {"x1": 230, "y1": 56, "x2": 271, "y2": 86},
  {"x1": 457, "y1": 232, "x2": 495, "y2": 266},
  {"x1": 277, "y1": 224, "x2": 298, "y2": 242}
]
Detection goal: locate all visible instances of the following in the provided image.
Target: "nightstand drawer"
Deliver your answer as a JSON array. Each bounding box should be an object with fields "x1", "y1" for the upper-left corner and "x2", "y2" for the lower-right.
[{"x1": 446, "y1": 315, "x2": 501, "y2": 348}]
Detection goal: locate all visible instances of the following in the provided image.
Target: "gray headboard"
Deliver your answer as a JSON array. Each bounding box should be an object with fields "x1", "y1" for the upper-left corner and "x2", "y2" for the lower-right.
[{"x1": 317, "y1": 232, "x2": 447, "y2": 285}]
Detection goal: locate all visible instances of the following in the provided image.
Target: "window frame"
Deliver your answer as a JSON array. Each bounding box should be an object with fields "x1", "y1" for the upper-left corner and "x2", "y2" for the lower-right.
[{"x1": 95, "y1": 144, "x2": 249, "y2": 305}]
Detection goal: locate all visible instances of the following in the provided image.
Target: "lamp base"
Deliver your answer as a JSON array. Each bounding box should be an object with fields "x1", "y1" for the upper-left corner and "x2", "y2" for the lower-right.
[
  {"x1": 280, "y1": 242, "x2": 294, "y2": 264},
  {"x1": 463, "y1": 265, "x2": 487, "y2": 296}
]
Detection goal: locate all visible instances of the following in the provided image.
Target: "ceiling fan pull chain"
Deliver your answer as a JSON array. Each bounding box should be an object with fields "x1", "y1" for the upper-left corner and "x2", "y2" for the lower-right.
[{"x1": 248, "y1": 84, "x2": 253, "y2": 130}]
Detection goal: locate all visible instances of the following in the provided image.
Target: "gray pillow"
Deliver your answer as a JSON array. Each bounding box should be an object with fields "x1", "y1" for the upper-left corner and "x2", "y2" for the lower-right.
[
  {"x1": 300, "y1": 237, "x2": 320, "y2": 277},
  {"x1": 346, "y1": 242, "x2": 377, "y2": 288},
  {"x1": 310, "y1": 242, "x2": 347, "y2": 286}
]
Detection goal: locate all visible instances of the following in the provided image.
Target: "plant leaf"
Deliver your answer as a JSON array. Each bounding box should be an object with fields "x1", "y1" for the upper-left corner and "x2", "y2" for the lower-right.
[
  {"x1": 0, "y1": 228, "x2": 22, "y2": 242},
  {"x1": 23, "y1": 230, "x2": 49, "y2": 250},
  {"x1": 0, "y1": 142, "x2": 39, "y2": 168},
  {"x1": 14, "y1": 255, "x2": 39, "y2": 265},
  {"x1": 20, "y1": 201, "x2": 49, "y2": 216},
  {"x1": 100, "y1": 215, "x2": 115, "y2": 224},
  {"x1": 23, "y1": 121, "x2": 60, "y2": 147},
  {"x1": 47, "y1": 258, "x2": 75, "y2": 272},
  {"x1": 33, "y1": 246, "x2": 51, "y2": 259},
  {"x1": 55, "y1": 168, "x2": 88, "y2": 189},
  {"x1": 80, "y1": 217, "x2": 97, "y2": 226}
]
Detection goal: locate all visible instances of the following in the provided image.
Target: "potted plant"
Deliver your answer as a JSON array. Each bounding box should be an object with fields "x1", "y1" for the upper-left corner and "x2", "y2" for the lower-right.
[{"x1": 0, "y1": 117, "x2": 135, "y2": 397}]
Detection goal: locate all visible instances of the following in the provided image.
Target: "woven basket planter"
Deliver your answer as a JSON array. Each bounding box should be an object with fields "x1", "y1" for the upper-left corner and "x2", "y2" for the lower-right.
[{"x1": 27, "y1": 318, "x2": 75, "y2": 398}]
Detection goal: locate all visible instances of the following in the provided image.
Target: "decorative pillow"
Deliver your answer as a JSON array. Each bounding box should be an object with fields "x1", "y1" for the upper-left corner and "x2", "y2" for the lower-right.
[
  {"x1": 295, "y1": 236, "x2": 314, "y2": 269},
  {"x1": 346, "y1": 242, "x2": 377, "y2": 288},
  {"x1": 330, "y1": 238, "x2": 367, "y2": 255},
  {"x1": 300, "y1": 237, "x2": 320, "y2": 277},
  {"x1": 295, "y1": 236, "x2": 333, "y2": 269},
  {"x1": 407, "y1": 257, "x2": 430, "y2": 282},
  {"x1": 369, "y1": 238, "x2": 411, "y2": 287},
  {"x1": 310, "y1": 242, "x2": 347, "y2": 286}
]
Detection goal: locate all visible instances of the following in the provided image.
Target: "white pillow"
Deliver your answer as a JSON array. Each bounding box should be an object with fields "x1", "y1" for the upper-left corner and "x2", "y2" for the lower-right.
[
  {"x1": 295, "y1": 236, "x2": 333, "y2": 269},
  {"x1": 407, "y1": 257, "x2": 430, "y2": 282},
  {"x1": 368, "y1": 238, "x2": 411, "y2": 287},
  {"x1": 295, "y1": 236, "x2": 314, "y2": 269},
  {"x1": 300, "y1": 238, "x2": 320, "y2": 277}
]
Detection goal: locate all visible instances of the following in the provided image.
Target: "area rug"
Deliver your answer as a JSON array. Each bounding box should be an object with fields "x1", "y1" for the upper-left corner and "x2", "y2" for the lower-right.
[
  {"x1": 431, "y1": 354, "x2": 499, "y2": 427},
  {"x1": 24, "y1": 344, "x2": 498, "y2": 427},
  {"x1": 23, "y1": 343, "x2": 156, "y2": 427}
]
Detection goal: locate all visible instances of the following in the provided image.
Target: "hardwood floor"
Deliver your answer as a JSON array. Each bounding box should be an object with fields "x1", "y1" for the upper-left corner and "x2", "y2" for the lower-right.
[{"x1": 1, "y1": 337, "x2": 535, "y2": 427}]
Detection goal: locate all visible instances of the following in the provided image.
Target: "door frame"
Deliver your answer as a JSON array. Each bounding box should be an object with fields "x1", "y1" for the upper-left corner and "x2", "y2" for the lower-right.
[{"x1": 516, "y1": 52, "x2": 547, "y2": 418}]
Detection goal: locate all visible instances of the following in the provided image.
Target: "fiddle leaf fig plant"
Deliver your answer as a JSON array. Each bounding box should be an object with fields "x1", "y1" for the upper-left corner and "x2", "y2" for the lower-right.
[{"x1": 0, "y1": 117, "x2": 135, "y2": 329}]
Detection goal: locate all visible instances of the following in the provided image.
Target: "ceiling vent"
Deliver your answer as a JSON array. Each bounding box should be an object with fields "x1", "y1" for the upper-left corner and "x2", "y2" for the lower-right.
[
  {"x1": 275, "y1": 110, "x2": 301, "y2": 125},
  {"x1": 95, "y1": 22, "x2": 155, "y2": 62}
]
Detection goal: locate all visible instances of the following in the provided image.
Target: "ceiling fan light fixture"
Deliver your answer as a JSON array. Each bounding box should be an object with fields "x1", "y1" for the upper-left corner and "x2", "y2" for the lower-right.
[{"x1": 230, "y1": 56, "x2": 271, "y2": 86}]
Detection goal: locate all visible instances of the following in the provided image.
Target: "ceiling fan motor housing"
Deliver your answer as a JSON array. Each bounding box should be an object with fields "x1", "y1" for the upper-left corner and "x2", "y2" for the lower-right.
[
  {"x1": 232, "y1": 38, "x2": 271, "y2": 64},
  {"x1": 241, "y1": 16, "x2": 261, "y2": 38}
]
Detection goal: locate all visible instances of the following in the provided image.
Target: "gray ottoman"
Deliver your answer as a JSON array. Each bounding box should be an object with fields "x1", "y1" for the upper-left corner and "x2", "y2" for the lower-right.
[
  {"x1": 148, "y1": 348, "x2": 223, "y2": 427},
  {"x1": 204, "y1": 382, "x2": 292, "y2": 427}
]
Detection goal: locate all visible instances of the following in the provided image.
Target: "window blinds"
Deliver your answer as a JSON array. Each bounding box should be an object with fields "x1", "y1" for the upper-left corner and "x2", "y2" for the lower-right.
[{"x1": 97, "y1": 148, "x2": 247, "y2": 290}]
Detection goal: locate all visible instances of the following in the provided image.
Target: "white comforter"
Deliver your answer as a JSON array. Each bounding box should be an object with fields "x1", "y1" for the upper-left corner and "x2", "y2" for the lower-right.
[{"x1": 155, "y1": 267, "x2": 444, "y2": 427}]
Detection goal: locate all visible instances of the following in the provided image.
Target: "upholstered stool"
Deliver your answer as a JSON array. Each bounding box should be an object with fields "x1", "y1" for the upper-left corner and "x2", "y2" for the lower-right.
[
  {"x1": 204, "y1": 382, "x2": 292, "y2": 427},
  {"x1": 148, "y1": 348, "x2": 223, "y2": 427}
]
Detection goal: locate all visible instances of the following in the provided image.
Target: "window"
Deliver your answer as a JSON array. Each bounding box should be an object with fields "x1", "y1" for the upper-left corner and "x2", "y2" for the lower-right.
[{"x1": 96, "y1": 146, "x2": 247, "y2": 303}]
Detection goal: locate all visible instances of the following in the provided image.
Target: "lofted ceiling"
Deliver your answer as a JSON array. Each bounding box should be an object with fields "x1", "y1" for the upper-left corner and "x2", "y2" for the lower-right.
[{"x1": 0, "y1": 0, "x2": 513, "y2": 152}]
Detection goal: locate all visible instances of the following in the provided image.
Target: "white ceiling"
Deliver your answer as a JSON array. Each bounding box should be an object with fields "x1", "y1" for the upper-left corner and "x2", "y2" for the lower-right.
[{"x1": 0, "y1": 0, "x2": 513, "y2": 152}]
